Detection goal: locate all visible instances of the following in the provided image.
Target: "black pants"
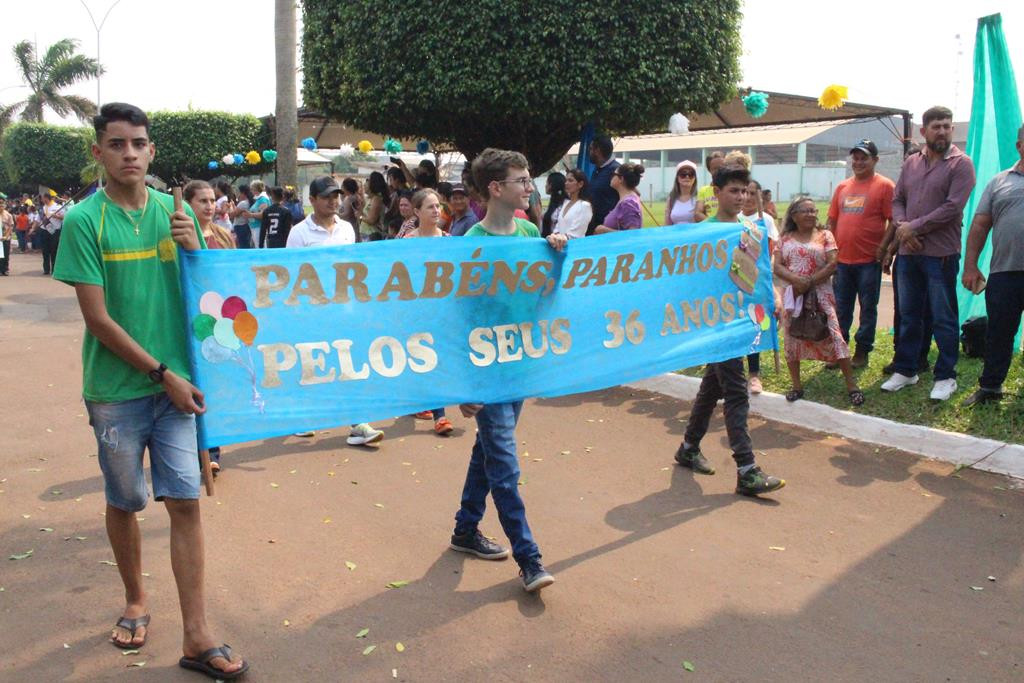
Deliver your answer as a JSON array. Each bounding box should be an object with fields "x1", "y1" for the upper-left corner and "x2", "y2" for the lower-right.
[
  {"x1": 890, "y1": 254, "x2": 932, "y2": 364},
  {"x1": 0, "y1": 239, "x2": 10, "y2": 274},
  {"x1": 684, "y1": 358, "x2": 754, "y2": 468},
  {"x1": 979, "y1": 271, "x2": 1024, "y2": 391},
  {"x1": 41, "y1": 229, "x2": 60, "y2": 274}
]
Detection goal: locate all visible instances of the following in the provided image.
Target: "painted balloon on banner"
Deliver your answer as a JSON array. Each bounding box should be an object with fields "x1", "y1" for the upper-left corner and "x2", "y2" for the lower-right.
[
  {"x1": 199, "y1": 291, "x2": 225, "y2": 318},
  {"x1": 201, "y1": 335, "x2": 234, "y2": 363},
  {"x1": 221, "y1": 296, "x2": 247, "y2": 320},
  {"x1": 233, "y1": 311, "x2": 259, "y2": 346}
]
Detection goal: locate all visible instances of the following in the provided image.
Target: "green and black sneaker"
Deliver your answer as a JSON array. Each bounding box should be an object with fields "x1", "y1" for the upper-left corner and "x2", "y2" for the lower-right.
[
  {"x1": 736, "y1": 466, "x2": 785, "y2": 496},
  {"x1": 674, "y1": 445, "x2": 715, "y2": 475}
]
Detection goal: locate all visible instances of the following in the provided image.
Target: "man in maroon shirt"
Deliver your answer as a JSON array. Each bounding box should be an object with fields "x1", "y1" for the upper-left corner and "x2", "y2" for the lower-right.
[{"x1": 882, "y1": 106, "x2": 976, "y2": 401}]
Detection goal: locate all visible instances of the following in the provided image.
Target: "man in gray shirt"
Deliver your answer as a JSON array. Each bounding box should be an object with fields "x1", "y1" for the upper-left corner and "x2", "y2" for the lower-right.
[
  {"x1": 961, "y1": 123, "x2": 1024, "y2": 406},
  {"x1": 882, "y1": 106, "x2": 976, "y2": 401}
]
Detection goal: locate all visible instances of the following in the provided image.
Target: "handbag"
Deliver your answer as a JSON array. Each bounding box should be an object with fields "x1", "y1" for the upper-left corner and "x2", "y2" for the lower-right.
[{"x1": 788, "y1": 288, "x2": 830, "y2": 342}]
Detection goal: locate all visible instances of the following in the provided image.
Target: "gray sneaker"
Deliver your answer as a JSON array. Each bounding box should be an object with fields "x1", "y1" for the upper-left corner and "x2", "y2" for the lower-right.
[
  {"x1": 520, "y1": 561, "x2": 555, "y2": 592},
  {"x1": 347, "y1": 423, "x2": 384, "y2": 445}
]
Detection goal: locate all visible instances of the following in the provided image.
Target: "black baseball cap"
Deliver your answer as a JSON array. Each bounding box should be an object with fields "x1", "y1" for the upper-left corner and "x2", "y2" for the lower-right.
[
  {"x1": 850, "y1": 139, "x2": 878, "y2": 157},
  {"x1": 309, "y1": 176, "x2": 341, "y2": 198}
]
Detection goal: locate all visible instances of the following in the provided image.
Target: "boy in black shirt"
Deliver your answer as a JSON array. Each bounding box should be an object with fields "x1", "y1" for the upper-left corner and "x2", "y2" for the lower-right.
[{"x1": 259, "y1": 186, "x2": 294, "y2": 248}]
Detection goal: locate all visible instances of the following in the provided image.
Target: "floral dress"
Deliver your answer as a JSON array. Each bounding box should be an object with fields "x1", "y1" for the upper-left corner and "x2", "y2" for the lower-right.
[{"x1": 777, "y1": 229, "x2": 850, "y2": 363}]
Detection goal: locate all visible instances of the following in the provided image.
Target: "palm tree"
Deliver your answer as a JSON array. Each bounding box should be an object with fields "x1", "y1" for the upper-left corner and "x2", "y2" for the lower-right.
[
  {"x1": 274, "y1": 0, "x2": 298, "y2": 186},
  {"x1": 0, "y1": 39, "x2": 103, "y2": 129}
]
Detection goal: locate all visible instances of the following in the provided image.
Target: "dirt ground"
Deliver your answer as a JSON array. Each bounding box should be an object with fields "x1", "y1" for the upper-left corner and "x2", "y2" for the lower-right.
[{"x1": 2, "y1": 250, "x2": 1022, "y2": 682}]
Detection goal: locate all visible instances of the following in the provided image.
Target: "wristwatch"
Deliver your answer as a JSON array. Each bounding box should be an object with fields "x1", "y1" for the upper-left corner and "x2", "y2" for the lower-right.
[{"x1": 147, "y1": 362, "x2": 168, "y2": 384}]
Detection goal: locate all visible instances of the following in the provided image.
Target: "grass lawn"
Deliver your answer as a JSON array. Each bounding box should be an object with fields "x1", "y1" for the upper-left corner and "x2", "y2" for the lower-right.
[{"x1": 681, "y1": 330, "x2": 1024, "y2": 445}]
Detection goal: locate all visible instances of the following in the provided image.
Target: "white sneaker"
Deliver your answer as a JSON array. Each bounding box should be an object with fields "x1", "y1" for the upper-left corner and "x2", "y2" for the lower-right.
[
  {"x1": 929, "y1": 378, "x2": 957, "y2": 401},
  {"x1": 347, "y1": 423, "x2": 384, "y2": 446},
  {"x1": 881, "y1": 373, "x2": 919, "y2": 392}
]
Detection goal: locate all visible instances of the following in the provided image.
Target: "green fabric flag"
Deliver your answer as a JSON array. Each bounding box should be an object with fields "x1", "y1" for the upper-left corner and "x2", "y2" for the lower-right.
[{"x1": 958, "y1": 13, "x2": 1023, "y2": 347}]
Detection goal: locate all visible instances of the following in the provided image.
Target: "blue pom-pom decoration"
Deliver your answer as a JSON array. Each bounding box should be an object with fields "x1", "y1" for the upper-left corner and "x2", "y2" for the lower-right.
[
  {"x1": 208, "y1": 161, "x2": 219, "y2": 170},
  {"x1": 233, "y1": 153, "x2": 244, "y2": 165},
  {"x1": 301, "y1": 137, "x2": 317, "y2": 151},
  {"x1": 416, "y1": 140, "x2": 430, "y2": 155},
  {"x1": 742, "y1": 91, "x2": 770, "y2": 119}
]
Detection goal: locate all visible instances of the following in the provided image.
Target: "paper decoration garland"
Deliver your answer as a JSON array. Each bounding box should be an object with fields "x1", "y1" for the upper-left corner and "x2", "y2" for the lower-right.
[
  {"x1": 357, "y1": 140, "x2": 373, "y2": 154},
  {"x1": 301, "y1": 137, "x2": 318, "y2": 151},
  {"x1": 262, "y1": 149, "x2": 278, "y2": 162},
  {"x1": 818, "y1": 84, "x2": 848, "y2": 111},
  {"x1": 416, "y1": 140, "x2": 430, "y2": 154},
  {"x1": 222, "y1": 154, "x2": 235, "y2": 166},
  {"x1": 742, "y1": 91, "x2": 769, "y2": 118},
  {"x1": 338, "y1": 143, "x2": 355, "y2": 158},
  {"x1": 244, "y1": 150, "x2": 261, "y2": 165},
  {"x1": 668, "y1": 113, "x2": 690, "y2": 134},
  {"x1": 383, "y1": 138, "x2": 402, "y2": 154}
]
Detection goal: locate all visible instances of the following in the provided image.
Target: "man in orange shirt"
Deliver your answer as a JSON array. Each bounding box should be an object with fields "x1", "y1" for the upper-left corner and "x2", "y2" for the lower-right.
[{"x1": 827, "y1": 139, "x2": 895, "y2": 368}]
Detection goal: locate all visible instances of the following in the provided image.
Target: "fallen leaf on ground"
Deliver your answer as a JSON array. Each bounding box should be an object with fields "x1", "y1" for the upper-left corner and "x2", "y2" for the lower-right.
[
  {"x1": 21, "y1": 514, "x2": 30, "y2": 519},
  {"x1": 683, "y1": 661, "x2": 695, "y2": 672},
  {"x1": 518, "y1": 479, "x2": 527, "y2": 486},
  {"x1": 9, "y1": 550, "x2": 33, "y2": 560},
  {"x1": 402, "y1": 462, "x2": 412, "y2": 466},
  {"x1": 386, "y1": 581, "x2": 409, "y2": 589},
  {"x1": 970, "y1": 586, "x2": 984, "y2": 591},
  {"x1": 769, "y1": 546, "x2": 786, "y2": 551},
  {"x1": 396, "y1": 642, "x2": 405, "y2": 652},
  {"x1": 362, "y1": 645, "x2": 376, "y2": 655},
  {"x1": 283, "y1": 619, "x2": 291, "y2": 626},
  {"x1": 27, "y1": 468, "x2": 42, "y2": 472},
  {"x1": 289, "y1": 469, "x2": 297, "y2": 474},
  {"x1": 355, "y1": 628, "x2": 369, "y2": 638},
  {"x1": 127, "y1": 661, "x2": 145, "y2": 667},
  {"x1": 63, "y1": 643, "x2": 69, "y2": 649},
  {"x1": 121, "y1": 649, "x2": 140, "y2": 656},
  {"x1": 393, "y1": 669, "x2": 398, "y2": 679},
  {"x1": 533, "y1": 458, "x2": 543, "y2": 462},
  {"x1": 327, "y1": 471, "x2": 335, "y2": 476},
  {"x1": 323, "y1": 518, "x2": 331, "y2": 524},
  {"x1": 99, "y1": 560, "x2": 117, "y2": 566},
  {"x1": 560, "y1": 450, "x2": 571, "y2": 455},
  {"x1": 660, "y1": 467, "x2": 670, "y2": 471},
  {"x1": 988, "y1": 576, "x2": 996, "y2": 582},
  {"x1": 39, "y1": 528, "x2": 54, "y2": 532},
  {"x1": 141, "y1": 573, "x2": 150, "y2": 577},
  {"x1": 374, "y1": 503, "x2": 385, "y2": 508},
  {"x1": 270, "y1": 483, "x2": 280, "y2": 488},
  {"x1": 51, "y1": 490, "x2": 63, "y2": 495},
  {"x1": 345, "y1": 561, "x2": 357, "y2": 571}
]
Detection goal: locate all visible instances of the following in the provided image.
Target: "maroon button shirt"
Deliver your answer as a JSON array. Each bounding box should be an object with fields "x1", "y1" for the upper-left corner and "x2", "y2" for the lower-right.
[{"x1": 892, "y1": 144, "x2": 976, "y2": 257}]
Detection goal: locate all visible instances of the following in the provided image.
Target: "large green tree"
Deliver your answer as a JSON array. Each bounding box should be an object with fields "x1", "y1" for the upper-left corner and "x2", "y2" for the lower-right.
[
  {"x1": 2, "y1": 123, "x2": 92, "y2": 193},
  {"x1": 147, "y1": 111, "x2": 273, "y2": 182},
  {"x1": 302, "y1": 0, "x2": 741, "y2": 172},
  {"x1": 0, "y1": 39, "x2": 103, "y2": 129}
]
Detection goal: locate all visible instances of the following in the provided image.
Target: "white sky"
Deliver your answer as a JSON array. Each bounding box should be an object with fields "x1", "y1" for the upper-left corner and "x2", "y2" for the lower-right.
[{"x1": 1, "y1": 1, "x2": 1021, "y2": 126}]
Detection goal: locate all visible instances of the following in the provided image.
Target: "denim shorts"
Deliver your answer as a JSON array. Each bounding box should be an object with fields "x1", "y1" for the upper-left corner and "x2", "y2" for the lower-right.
[{"x1": 85, "y1": 393, "x2": 200, "y2": 511}]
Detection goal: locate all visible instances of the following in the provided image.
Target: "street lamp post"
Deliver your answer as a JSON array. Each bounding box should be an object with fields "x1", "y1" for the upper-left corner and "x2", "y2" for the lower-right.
[{"x1": 79, "y1": 0, "x2": 121, "y2": 109}]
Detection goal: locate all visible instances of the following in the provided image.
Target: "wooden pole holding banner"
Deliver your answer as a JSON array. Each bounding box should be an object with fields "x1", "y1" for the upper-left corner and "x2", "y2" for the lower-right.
[
  {"x1": 172, "y1": 185, "x2": 214, "y2": 497},
  {"x1": 754, "y1": 189, "x2": 782, "y2": 374}
]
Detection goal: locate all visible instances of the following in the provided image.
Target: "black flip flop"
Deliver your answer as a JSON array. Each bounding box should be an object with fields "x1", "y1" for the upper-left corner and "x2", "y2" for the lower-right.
[
  {"x1": 110, "y1": 614, "x2": 150, "y2": 649},
  {"x1": 179, "y1": 644, "x2": 249, "y2": 680},
  {"x1": 785, "y1": 389, "x2": 804, "y2": 402},
  {"x1": 849, "y1": 389, "x2": 866, "y2": 406}
]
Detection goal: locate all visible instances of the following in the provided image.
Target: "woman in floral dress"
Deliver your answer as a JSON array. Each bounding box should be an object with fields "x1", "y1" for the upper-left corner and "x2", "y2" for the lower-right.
[{"x1": 774, "y1": 197, "x2": 865, "y2": 406}]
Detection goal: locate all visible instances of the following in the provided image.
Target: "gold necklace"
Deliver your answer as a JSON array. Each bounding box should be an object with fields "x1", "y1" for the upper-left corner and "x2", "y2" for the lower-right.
[{"x1": 105, "y1": 190, "x2": 149, "y2": 235}]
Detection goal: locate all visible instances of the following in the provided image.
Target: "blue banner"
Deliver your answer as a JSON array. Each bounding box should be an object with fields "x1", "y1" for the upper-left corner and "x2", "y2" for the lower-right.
[{"x1": 180, "y1": 221, "x2": 777, "y2": 449}]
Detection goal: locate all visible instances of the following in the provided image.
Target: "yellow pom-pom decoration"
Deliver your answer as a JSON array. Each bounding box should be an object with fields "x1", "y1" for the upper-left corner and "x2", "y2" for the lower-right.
[
  {"x1": 357, "y1": 140, "x2": 373, "y2": 154},
  {"x1": 818, "y1": 84, "x2": 849, "y2": 111},
  {"x1": 244, "y1": 150, "x2": 261, "y2": 165}
]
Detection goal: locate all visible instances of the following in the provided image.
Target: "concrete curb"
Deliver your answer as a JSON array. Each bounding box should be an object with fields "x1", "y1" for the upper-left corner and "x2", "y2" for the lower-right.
[{"x1": 627, "y1": 373, "x2": 1024, "y2": 480}]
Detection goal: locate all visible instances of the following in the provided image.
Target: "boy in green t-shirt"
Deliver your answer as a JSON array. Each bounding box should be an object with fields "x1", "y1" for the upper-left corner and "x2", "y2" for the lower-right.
[
  {"x1": 450, "y1": 148, "x2": 567, "y2": 592},
  {"x1": 675, "y1": 165, "x2": 786, "y2": 496},
  {"x1": 53, "y1": 103, "x2": 248, "y2": 678}
]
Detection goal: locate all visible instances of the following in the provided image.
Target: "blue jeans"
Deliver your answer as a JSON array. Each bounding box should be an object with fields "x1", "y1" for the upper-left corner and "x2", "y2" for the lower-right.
[
  {"x1": 233, "y1": 224, "x2": 253, "y2": 249},
  {"x1": 85, "y1": 393, "x2": 200, "y2": 511},
  {"x1": 834, "y1": 262, "x2": 882, "y2": 353},
  {"x1": 980, "y1": 271, "x2": 1024, "y2": 391},
  {"x1": 454, "y1": 401, "x2": 540, "y2": 566},
  {"x1": 894, "y1": 254, "x2": 960, "y2": 380}
]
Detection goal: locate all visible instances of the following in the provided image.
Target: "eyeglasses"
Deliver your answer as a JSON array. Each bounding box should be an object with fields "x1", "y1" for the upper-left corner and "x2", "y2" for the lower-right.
[
  {"x1": 677, "y1": 172, "x2": 695, "y2": 178},
  {"x1": 497, "y1": 177, "x2": 534, "y2": 189}
]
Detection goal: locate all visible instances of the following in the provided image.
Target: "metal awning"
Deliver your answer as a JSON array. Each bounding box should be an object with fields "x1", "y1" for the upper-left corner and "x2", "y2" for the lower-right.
[{"x1": 687, "y1": 89, "x2": 911, "y2": 131}]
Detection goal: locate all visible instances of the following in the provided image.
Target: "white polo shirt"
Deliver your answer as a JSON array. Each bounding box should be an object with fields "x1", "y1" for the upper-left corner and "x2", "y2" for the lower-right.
[{"x1": 286, "y1": 213, "x2": 356, "y2": 248}]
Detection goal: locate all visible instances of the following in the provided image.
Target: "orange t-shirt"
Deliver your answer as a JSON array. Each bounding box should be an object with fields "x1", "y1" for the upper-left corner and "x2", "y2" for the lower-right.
[
  {"x1": 828, "y1": 173, "x2": 894, "y2": 264},
  {"x1": 16, "y1": 214, "x2": 29, "y2": 230}
]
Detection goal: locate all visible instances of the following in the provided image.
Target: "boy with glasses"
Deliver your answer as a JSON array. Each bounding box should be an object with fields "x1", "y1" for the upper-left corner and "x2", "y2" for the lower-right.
[{"x1": 451, "y1": 148, "x2": 567, "y2": 591}]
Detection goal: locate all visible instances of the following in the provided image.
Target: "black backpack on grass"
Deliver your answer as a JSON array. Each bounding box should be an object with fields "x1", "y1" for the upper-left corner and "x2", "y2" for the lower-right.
[{"x1": 960, "y1": 316, "x2": 987, "y2": 358}]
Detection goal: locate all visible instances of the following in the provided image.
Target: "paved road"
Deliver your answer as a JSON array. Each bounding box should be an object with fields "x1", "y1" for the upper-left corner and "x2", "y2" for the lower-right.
[{"x1": 2, "y1": 250, "x2": 1021, "y2": 681}]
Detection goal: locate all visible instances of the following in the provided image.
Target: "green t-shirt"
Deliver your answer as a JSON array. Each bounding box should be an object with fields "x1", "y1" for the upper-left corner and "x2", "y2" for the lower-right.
[
  {"x1": 53, "y1": 188, "x2": 205, "y2": 403},
  {"x1": 463, "y1": 217, "x2": 540, "y2": 238},
  {"x1": 697, "y1": 185, "x2": 718, "y2": 217}
]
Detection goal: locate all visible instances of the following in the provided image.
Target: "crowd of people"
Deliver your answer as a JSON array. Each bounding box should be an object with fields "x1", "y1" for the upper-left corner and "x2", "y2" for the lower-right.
[{"x1": 20, "y1": 97, "x2": 1021, "y2": 680}]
